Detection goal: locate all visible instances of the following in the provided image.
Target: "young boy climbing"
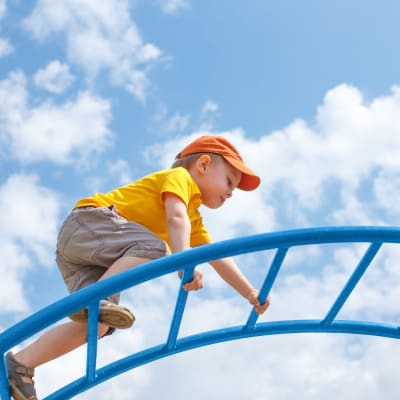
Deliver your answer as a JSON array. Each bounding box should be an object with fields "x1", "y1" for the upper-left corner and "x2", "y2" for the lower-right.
[{"x1": 6, "y1": 135, "x2": 271, "y2": 400}]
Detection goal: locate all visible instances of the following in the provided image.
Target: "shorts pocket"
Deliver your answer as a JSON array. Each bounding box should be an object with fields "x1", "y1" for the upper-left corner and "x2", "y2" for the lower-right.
[{"x1": 57, "y1": 211, "x2": 103, "y2": 264}]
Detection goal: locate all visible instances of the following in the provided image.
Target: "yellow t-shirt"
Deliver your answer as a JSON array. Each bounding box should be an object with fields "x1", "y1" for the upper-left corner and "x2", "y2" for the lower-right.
[{"x1": 74, "y1": 167, "x2": 211, "y2": 248}]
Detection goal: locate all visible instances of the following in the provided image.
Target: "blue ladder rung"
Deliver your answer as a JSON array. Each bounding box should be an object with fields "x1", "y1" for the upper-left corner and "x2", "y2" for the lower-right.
[{"x1": 244, "y1": 247, "x2": 288, "y2": 331}]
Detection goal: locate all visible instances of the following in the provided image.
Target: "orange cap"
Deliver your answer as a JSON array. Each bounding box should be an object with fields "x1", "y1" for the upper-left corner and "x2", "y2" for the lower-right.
[{"x1": 176, "y1": 135, "x2": 260, "y2": 191}]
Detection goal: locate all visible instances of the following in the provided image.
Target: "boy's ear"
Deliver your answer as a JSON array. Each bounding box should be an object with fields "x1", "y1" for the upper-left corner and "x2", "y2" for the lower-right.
[{"x1": 197, "y1": 154, "x2": 211, "y2": 174}]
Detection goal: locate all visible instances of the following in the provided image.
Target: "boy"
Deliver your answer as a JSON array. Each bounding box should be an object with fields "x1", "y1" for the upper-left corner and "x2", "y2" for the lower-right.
[{"x1": 7, "y1": 135, "x2": 270, "y2": 400}]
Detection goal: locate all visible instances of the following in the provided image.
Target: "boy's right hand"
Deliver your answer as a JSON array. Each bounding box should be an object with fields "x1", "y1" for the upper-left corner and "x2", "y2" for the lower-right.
[
  {"x1": 247, "y1": 289, "x2": 271, "y2": 315},
  {"x1": 181, "y1": 268, "x2": 204, "y2": 291}
]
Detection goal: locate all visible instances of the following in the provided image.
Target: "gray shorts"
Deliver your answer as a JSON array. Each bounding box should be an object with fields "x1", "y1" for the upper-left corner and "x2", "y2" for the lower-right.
[{"x1": 56, "y1": 206, "x2": 169, "y2": 298}]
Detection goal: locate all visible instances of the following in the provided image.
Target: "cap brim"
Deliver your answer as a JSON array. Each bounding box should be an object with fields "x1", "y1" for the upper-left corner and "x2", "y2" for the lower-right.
[
  {"x1": 238, "y1": 174, "x2": 261, "y2": 191},
  {"x1": 223, "y1": 156, "x2": 261, "y2": 191}
]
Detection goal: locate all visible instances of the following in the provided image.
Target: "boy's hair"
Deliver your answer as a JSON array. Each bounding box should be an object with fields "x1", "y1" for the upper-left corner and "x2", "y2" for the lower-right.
[{"x1": 171, "y1": 152, "x2": 222, "y2": 169}]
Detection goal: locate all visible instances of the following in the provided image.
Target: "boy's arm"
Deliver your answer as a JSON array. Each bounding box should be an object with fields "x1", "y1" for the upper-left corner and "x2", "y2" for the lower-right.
[
  {"x1": 164, "y1": 193, "x2": 191, "y2": 253},
  {"x1": 209, "y1": 257, "x2": 270, "y2": 315},
  {"x1": 164, "y1": 193, "x2": 203, "y2": 291}
]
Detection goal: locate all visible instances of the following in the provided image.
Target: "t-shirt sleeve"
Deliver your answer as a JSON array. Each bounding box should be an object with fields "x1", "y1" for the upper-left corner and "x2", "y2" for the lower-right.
[{"x1": 159, "y1": 168, "x2": 193, "y2": 206}]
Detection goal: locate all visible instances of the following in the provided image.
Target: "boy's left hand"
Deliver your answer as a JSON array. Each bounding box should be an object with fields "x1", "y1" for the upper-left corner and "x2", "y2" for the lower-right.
[
  {"x1": 247, "y1": 289, "x2": 271, "y2": 315},
  {"x1": 182, "y1": 268, "x2": 204, "y2": 291}
]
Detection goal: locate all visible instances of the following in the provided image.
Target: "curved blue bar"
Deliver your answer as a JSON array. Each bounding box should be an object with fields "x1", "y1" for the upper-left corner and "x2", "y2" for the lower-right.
[{"x1": 1, "y1": 226, "x2": 400, "y2": 399}]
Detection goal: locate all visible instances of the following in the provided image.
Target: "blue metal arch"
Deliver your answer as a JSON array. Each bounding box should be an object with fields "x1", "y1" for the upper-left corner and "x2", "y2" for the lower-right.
[{"x1": 1, "y1": 226, "x2": 400, "y2": 399}]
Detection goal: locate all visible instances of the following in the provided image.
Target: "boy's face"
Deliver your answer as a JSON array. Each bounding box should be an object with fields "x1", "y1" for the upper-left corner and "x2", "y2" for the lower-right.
[{"x1": 196, "y1": 156, "x2": 242, "y2": 209}]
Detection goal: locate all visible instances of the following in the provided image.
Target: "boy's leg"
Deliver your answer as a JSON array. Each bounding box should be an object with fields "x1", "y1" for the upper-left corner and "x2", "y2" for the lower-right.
[
  {"x1": 12, "y1": 256, "x2": 151, "y2": 371},
  {"x1": 8, "y1": 322, "x2": 109, "y2": 399},
  {"x1": 98, "y1": 256, "x2": 151, "y2": 281},
  {"x1": 69, "y1": 256, "x2": 152, "y2": 328},
  {"x1": 12, "y1": 321, "x2": 110, "y2": 369},
  {"x1": 13, "y1": 256, "x2": 150, "y2": 368}
]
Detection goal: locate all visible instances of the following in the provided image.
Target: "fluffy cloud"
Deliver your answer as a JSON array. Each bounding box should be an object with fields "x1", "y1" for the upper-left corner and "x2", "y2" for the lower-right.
[
  {"x1": 116, "y1": 334, "x2": 398, "y2": 399},
  {"x1": 373, "y1": 168, "x2": 400, "y2": 217},
  {"x1": 201, "y1": 99, "x2": 219, "y2": 114},
  {"x1": 23, "y1": 0, "x2": 162, "y2": 100},
  {"x1": 34, "y1": 60, "x2": 75, "y2": 93},
  {"x1": 107, "y1": 159, "x2": 133, "y2": 185},
  {"x1": 165, "y1": 113, "x2": 190, "y2": 133},
  {"x1": 0, "y1": 37, "x2": 12, "y2": 56},
  {"x1": 0, "y1": 70, "x2": 113, "y2": 164},
  {"x1": 0, "y1": 174, "x2": 60, "y2": 313}
]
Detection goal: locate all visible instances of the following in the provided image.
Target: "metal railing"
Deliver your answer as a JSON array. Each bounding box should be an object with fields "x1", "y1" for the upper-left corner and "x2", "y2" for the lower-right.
[{"x1": 1, "y1": 226, "x2": 400, "y2": 399}]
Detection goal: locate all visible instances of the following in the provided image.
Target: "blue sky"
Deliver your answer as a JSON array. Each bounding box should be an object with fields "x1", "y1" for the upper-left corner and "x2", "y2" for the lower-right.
[{"x1": 1, "y1": 1, "x2": 400, "y2": 399}]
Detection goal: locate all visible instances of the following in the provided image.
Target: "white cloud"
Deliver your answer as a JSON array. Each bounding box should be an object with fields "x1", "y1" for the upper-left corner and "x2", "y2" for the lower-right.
[
  {"x1": 373, "y1": 168, "x2": 400, "y2": 218},
  {"x1": 34, "y1": 60, "x2": 75, "y2": 93},
  {"x1": 151, "y1": 107, "x2": 191, "y2": 135},
  {"x1": 0, "y1": 70, "x2": 113, "y2": 165},
  {"x1": 150, "y1": 101, "x2": 222, "y2": 136},
  {"x1": 165, "y1": 112, "x2": 190, "y2": 133},
  {"x1": 80, "y1": 160, "x2": 133, "y2": 194},
  {"x1": 23, "y1": 0, "x2": 162, "y2": 101},
  {"x1": 0, "y1": 174, "x2": 59, "y2": 253},
  {"x1": 201, "y1": 99, "x2": 219, "y2": 114},
  {"x1": 198, "y1": 100, "x2": 221, "y2": 131},
  {"x1": 159, "y1": 0, "x2": 190, "y2": 15},
  {"x1": 0, "y1": 36, "x2": 12, "y2": 56},
  {"x1": 107, "y1": 159, "x2": 133, "y2": 185},
  {"x1": 0, "y1": 242, "x2": 31, "y2": 313},
  {"x1": 0, "y1": 174, "x2": 60, "y2": 313},
  {"x1": 124, "y1": 334, "x2": 396, "y2": 400}
]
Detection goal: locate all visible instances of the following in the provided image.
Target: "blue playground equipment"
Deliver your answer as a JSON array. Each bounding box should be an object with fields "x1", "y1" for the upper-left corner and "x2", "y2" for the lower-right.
[{"x1": 1, "y1": 226, "x2": 400, "y2": 399}]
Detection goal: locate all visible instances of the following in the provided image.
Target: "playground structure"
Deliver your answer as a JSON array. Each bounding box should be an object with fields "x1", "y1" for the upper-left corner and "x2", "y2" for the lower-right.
[{"x1": 1, "y1": 226, "x2": 400, "y2": 399}]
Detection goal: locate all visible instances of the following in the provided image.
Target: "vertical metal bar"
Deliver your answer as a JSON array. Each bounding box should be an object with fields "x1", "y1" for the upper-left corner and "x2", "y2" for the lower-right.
[
  {"x1": 86, "y1": 301, "x2": 100, "y2": 382},
  {"x1": 244, "y1": 247, "x2": 288, "y2": 331},
  {"x1": 322, "y1": 242, "x2": 382, "y2": 326},
  {"x1": 0, "y1": 353, "x2": 11, "y2": 400},
  {"x1": 166, "y1": 265, "x2": 195, "y2": 350}
]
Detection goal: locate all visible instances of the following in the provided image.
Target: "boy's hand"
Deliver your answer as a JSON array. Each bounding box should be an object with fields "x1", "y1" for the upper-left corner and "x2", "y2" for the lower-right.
[
  {"x1": 182, "y1": 268, "x2": 204, "y2": 291},
  {"x1": 247, "y1": 289, "x2": 271, "y2": 315}
]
